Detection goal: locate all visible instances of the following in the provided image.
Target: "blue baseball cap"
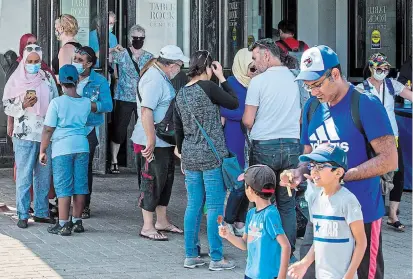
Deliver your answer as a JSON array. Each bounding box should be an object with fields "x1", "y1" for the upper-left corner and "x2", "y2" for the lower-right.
[
  {"x1": 59, "y1": 64, "x2": 79, "y2": 85},
  {"x1": 295, "y1": 45, "x2": 340, "y2": 81},
  {"x1": 299, "y1": 143, "x2": 348, "y2": 171}
]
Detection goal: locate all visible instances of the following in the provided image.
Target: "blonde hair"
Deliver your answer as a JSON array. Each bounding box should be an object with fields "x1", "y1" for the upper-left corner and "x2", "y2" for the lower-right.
[{"x1": 55, "y1": 14, "x2": 79, "y2": 37}]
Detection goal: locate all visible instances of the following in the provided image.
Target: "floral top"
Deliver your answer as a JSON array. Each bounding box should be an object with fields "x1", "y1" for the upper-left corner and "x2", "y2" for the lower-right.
[
  {"x1": 3, "y1": 71, "x2": 59, "y2": 142},
  {"x1": 112, "y1": 49, "x2": 153, "y2": 102}
]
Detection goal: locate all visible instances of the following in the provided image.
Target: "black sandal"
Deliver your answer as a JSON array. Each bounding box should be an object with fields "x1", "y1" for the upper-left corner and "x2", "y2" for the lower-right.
[
  {"x1": 110, "y1": 163, "x2": 120, "y2": 174},
  {"x1": 387, "y1": 221, "x2": 405, "y2": 232}
]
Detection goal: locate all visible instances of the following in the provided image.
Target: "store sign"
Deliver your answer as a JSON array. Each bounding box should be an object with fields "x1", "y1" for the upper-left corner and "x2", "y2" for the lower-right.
[
  {"x1": 365, "y1": 0, "x2": 396, "y2": 64},
  {"x1": 227, "y1": 0, "x2": 244, "y2": 66},
  {"x1": 137, "y1": 1, "x2": 177, "y2": 56},
  {"x1": 61, "y1": 0, "x2": 90, "y2": 46}
]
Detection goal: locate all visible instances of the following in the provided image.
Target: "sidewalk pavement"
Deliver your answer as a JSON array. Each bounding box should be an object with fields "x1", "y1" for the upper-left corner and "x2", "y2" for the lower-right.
[{"x1": 0, "y1": 168, "x2": 411, "y2": 279}]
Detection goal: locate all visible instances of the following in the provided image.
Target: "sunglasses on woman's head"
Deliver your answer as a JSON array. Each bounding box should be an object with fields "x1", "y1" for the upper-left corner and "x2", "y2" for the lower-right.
[
  {"x1": 198, "y1": 50, "x2": 211, "y2": 67},
  {"x1": 25, "y1": 46, "x2": 41, "y2": 52},
  {"x1": 75, "y1": 48, "x2": 92, "y2": 58}
]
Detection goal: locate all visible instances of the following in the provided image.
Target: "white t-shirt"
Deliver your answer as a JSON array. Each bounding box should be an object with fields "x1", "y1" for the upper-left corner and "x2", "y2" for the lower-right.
[
  {"x1": 308, "y1": 187, "x2": 363, "y2": 279},
  {"x1": 246, "y1": 66, "x2": 301, "y2": 140},
  {"x1": 356, "y1": 79, "x2": 404, "y2": 136}
]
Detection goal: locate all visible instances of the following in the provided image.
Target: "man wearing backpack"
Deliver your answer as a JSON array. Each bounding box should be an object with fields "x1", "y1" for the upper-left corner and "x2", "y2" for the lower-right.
[
  {"x1": 280, "y1": 45, "x2": 398, "y2": 279},
  {"x1": 276, "y1": 20, "x2": 309, "y2": 63}
]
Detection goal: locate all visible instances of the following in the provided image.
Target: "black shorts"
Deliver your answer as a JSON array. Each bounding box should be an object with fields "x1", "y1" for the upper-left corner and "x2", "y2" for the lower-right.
[
  {"x1": 111, "y1": 100, "x2": 137, "y2": 144},
  {"x1": 137, "y1": 147, "x2": 175, "y2": 212}
]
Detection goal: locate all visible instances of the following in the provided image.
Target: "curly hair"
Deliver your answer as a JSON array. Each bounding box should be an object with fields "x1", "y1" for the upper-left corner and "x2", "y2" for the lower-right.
[{"x1": 55, "y1": 14, "x2": 79, "y2": 37}]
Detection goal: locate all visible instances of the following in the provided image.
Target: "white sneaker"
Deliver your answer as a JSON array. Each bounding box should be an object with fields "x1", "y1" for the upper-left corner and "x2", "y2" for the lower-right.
[
  {"x1": 226, "y1": 224, "x2": 235, "y2": 235},
  {"x1": 233, "y1": 226, "x2": 245, "y2": 237}
]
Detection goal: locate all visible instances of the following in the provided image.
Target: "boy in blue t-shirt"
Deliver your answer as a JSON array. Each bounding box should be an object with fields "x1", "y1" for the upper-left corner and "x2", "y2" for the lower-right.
[
  {"x1": 39, "y1": 64, "x2": 91, "y2": 236},
  {"x1": 219, "y1": 165, "x2": 290, "y2": 279}
]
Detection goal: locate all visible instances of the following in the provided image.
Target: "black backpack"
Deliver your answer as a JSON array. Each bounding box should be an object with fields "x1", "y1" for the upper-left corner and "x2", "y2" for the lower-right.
[{"x1": 306, "y1": 87, "x2": 376, "y2": 159}]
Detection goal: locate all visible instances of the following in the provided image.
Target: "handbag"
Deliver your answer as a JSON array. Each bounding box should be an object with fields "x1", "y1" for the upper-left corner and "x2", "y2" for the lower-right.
[{"x1": 182, "y1": 87, "x2": 243, "y2": 192}]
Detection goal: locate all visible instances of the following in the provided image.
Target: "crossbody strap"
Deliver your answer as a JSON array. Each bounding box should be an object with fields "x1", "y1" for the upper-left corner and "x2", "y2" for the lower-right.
[{"x1": 182, "y1": 87, "x2": 221, "y2": 163}]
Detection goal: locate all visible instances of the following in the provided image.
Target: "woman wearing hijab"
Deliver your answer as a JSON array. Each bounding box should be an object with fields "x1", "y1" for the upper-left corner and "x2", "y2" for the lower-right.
[
  {"x1": 220, "y1": 48, "x2": 258, "y2": 237},
  {"x1": 357, "y1": 53, "x2": 412, "y2": 232},
  {"x1": 3, "y1": 44, "x2": 59, "y2": 229}
]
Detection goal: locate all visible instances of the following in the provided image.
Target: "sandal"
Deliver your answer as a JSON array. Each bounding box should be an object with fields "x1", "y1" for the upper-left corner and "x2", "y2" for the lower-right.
[
  {"x1": 139, "y1": 230, "x2": 169, "y2": 241},
  {"x1": 155, "y1": 223, "x2": 184, "y2": 234},
  {"x1": 109, "y1": 163, "x2": 120, "y2": 174},
  {"x1": 387, "y1": 221, "x2": 405, "y2": 232}
]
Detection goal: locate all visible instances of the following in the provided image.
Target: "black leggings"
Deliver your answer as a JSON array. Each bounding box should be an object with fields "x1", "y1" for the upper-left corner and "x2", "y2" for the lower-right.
[{"x1": 390, "y1": 142, "x2": 404, "y2": 202}]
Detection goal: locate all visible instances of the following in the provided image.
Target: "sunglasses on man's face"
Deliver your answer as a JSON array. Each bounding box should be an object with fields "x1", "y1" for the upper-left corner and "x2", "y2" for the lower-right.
[{"x1": 25, "y1": 46, "x2": 41, "y2": 52}]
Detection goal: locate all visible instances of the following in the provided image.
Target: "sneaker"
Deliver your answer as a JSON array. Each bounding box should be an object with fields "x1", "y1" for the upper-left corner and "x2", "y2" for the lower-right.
[
  {"x1": 81, "y1": 207, "x2": 90, "y2": 219},
  {"x1": 184, "y1": 257, "x2": 206, "y2": 269},
  {"x1": 72, "y1": 220, "x2": 85, "y2": 233},
  {"x1": 33, "y1": 216, "x2": 55, "y2": 224},
  {"x1": 233, "y1": 226, "x2": 245, "y2": 237},
  {"x1": 47, "y1": 222, "x2": 72, "y2": 236},
  {"x1": 226, "y1": 224, "x2": 235, "y2": 235},
  {"x1": 17, "y1": 219, "x2": 28, "y2": 229},
  {"x1": 209, "y1": 259, "x2": 236, "y2": 271}
]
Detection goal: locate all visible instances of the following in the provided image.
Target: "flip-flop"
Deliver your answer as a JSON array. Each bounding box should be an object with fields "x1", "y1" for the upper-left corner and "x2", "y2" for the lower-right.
[
  {"x1": 139, "y1": 231, "x2": 169, "y2": 241},
  {"x1": 387, "y1": 221, "x2": 405, "y2": 232},
  {"x1": 109, "y1": 163, "x2": 120, "y2": 174},
  {"x1": 155, "y1": 224, "x2": 184, "y2": 234}
]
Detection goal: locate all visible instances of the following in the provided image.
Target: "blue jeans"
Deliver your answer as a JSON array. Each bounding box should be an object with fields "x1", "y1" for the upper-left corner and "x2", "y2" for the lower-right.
[
  {"x1": 52, "y1": 153, "x2": 89, "y2": 198},
  {"x1": 184, "y1": 167, "x2": 226, "y2": 261},
  {"x1": 250, "y1": 139, "x2": 300, "y2": 254},
  {"x1": 224, "y1": 187, "x2": 249, "y2": 224},
  {"x1": 13, "y1": 138, "x2": 52, "y2": 220}
]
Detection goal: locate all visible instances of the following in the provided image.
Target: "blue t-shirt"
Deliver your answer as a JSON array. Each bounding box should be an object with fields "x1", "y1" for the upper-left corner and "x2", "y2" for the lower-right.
[
  {"x1": 301, "y1": 85, "x2": 394, "y2": 223},
  {"x1": 89, "y1": 30, "x2": 118, "y2": 68},
  {"x1": 44, "y1": 95, "x2": 92, "y2": 158},
  {"x1": 244, "y1": 205, "x2": 285, "y2": 279}
]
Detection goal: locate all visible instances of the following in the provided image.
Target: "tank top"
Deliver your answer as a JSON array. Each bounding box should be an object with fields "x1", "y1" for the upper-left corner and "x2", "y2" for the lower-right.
[{"x1": 52, "y1": 41, "x2": 82, "y2": 74}]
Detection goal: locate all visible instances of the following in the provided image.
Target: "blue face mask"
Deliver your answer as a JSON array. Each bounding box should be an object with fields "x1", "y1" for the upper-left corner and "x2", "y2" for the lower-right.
[
  {"x1": 25, "y1": 63, "x2": 41, "y2": 74},
  {"x1": 109, "y1": 24, "x2": 114, "y2": 33},
  {"x1": 72, "y1": 62, "x2": 85, "y2": 74}
]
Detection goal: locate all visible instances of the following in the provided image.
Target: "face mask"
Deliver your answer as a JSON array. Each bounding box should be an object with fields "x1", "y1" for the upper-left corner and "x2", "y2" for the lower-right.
[
  {"x1": 170, "y1": 66, "x2": 180, "y2": 80},
  {"x1": 373, "y1": 70, "x2": 387, "y2": 81},
  {"x1": 132, "y1": 39, "x2": 144, "y2": 50},
  {"x1": 72, "y1": 62, "x2": 85, "y2": 74},
  {"x1": 25, "y1": 63, "x2": 41, "y2": 74},
  {"x1": 55, "y1": 29, "x2": 62, "y2": 40},
  {"x1": 109, "y1": 24, "x2": 114, "y2": 33}
]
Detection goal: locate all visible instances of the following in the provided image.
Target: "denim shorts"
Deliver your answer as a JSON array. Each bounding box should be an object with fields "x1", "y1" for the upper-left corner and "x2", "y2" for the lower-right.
[{"x1": 52, "y1": 153, "x2": 89, "y2": 198}]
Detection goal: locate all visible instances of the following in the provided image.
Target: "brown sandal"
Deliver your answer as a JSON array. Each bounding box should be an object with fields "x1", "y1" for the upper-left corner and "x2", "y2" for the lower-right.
[{"x1": 139, "y1": 230, "x2": 169, "y2": 241}]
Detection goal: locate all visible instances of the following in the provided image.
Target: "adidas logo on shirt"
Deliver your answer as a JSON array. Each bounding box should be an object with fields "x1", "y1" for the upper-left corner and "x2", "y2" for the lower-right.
[{"x1": 309, "y1": 117, "x2": 350, "y2": 152}]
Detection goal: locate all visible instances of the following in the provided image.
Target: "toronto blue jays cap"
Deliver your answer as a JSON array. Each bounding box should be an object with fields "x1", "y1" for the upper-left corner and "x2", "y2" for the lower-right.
[
  {"x1": 295, "y1": 45, "x2": 340, "y2": 81},
  {"x1": 299, "y1": 143, "x2": 348, "y2": 171},
  {"x1": 59, "y1": 64, "x2": 79, "y2": 85}
]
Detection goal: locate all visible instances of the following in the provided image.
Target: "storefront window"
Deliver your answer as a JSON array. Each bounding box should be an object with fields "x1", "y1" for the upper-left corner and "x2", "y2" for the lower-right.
[
  {"x1": 60, "y1": 0, "x2": 94, "y2": 46},
  {"x1": 350, "y1": 0, "x2": 398, "y2": 77},
  {"x1": 136, "y1": 0, "x2": 190, "y2": 61}
]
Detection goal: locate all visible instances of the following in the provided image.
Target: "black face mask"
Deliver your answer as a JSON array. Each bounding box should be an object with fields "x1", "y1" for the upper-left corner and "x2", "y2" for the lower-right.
[{"x1": 132, "y1": 39, "x2": 144, "y2": 50}]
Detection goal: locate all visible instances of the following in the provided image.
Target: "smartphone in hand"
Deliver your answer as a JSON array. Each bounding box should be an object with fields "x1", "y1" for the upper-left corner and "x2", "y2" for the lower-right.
[{"x1": 26, "y1": 90, "x2": 36, "y2": 98}]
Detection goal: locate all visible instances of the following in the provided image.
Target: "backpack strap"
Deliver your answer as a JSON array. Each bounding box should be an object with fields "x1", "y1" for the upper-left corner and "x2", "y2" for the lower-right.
[
  {"x1": 298, "y1": 41, "x2": 305, "y2": 52},
  {"x1": 277, "y1": 40, "x2": 292, "y2": 52},
  {"x1": 126, "y1": 48, "x2": 142, "y2": 102},
  {"x1": 385, "y1": 78, "x2": 395, "y2": 96},
  {"x1": 307, "y1": 97, "x2": 320, "y2": 124},
  {"x1": 350, "y1": 89, "x2": 376, "y2": 158},
  {"x1": 362, "y1": 80, "x2": 370, "y2": 92}
]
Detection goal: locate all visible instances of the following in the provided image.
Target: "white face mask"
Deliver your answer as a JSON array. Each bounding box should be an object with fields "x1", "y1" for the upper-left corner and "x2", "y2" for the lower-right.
[{"x1": 373, "y1": 70, "x2": 387, "y2": 81}]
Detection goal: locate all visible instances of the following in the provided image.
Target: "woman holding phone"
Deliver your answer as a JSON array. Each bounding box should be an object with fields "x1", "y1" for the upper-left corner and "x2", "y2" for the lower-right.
[{"x1": 3, "y1": 44, "x2": 59, "y2": 229}]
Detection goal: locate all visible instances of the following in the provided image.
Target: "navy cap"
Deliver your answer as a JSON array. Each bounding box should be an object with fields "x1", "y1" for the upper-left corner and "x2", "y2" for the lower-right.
[
  {"x1": 295, "y1": 45, "x2": 340, "y2": 81},
  {"x1": 299, "y1": 143, "x2": 348, "y2": 171},
  {"x1": 59, "y1": 64, "x2": 79, "y2": 85}
]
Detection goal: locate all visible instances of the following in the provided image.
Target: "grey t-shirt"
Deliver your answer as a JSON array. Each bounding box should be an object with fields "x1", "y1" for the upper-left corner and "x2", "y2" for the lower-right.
[
  {"x1": 308, "y1": 187, "x2": 363, "y2": 279},
  {"x1": 131, "y1": 65, "x2": 175, "y2": 147}
]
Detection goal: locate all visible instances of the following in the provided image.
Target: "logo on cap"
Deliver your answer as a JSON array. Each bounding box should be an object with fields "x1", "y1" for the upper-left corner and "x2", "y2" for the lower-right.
[
  {"x1": 303, "y1": 57, "x2": 313, "y2": 68},
  {"x1": 318, "y1": 144, "x2": 335, "y2": 154}
]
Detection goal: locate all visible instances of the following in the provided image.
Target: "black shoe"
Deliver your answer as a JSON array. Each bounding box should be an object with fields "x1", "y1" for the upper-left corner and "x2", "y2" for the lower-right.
[
  {"x1": 48, "y1": 222, "x2": 72, "y2": 236},
  {"x1": 17, "y1": 219, "x2": 28, "y2": 229},
  {"x1": 72, "y1": 220, "x2": 85, "y2": 233},
  {"x1": 81, "y1": 207, "x2": 90, "y2": 219},
  {"x1": 33, "y1": 216, "x2": 55, "y2": 224}
]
